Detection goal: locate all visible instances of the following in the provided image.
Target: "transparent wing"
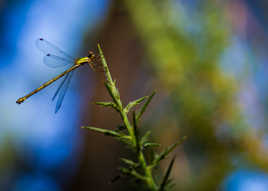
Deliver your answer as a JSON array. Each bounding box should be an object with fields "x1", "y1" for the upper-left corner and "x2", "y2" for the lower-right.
[
  {"x1": 36, "y1": 38, "x2": 74, "y2": 67},
  {"x1": 52, "y1": 72, "x2": 70, "y2": 101},
  {"x1": 44, "y1": 54, "x2": 73, "y2": 68},
  {"x1": 54, "y1": 71, "x2": 74, "y2": 113}
]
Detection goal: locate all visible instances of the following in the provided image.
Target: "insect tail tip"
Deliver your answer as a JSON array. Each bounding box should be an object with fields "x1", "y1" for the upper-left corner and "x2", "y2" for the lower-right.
[{"x1": 16, "y1": 98, "x2": 25, "y2": 104}]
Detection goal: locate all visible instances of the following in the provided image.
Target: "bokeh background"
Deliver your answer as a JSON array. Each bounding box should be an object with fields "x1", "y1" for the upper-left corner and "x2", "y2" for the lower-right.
[{"x1": 1, "y1": 0, "x2": 268, "y2": 190}]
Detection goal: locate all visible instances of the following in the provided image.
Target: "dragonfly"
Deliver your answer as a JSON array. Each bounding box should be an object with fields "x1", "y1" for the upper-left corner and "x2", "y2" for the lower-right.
[{"x1": 16, "y1": 38, "x2": 99, "y2": 113}]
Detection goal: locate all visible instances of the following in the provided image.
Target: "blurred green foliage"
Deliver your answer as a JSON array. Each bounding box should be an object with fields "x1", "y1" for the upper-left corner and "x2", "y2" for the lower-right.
[{"x1": 119, "y1": 0, "x2": 266, "y2": 190}]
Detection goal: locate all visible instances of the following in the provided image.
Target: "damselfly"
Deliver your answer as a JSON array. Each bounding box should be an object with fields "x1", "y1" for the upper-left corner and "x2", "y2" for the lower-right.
[{"x1": 16, "y1": 38, "x2": 98, "y2": 113}]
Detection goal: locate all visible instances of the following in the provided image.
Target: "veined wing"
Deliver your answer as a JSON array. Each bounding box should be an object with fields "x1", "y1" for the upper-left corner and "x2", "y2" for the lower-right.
[
  {"x1": 36, "y1": 38, "x2": 74, "y2": 68},
  {"x1": 54, "y1": 71, "x2": 74, "y2": 113},
  {"x1": 44, "y1": 54, "x2": 74, "y2": 68}
]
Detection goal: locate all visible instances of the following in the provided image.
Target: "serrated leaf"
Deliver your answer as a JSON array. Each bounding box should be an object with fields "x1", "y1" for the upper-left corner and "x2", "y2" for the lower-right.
[
  {"x1": 136, "y1": 91, "x2": 156, "y2": 121},
  {"x1": 159, "y1": 156, "x2": 176, "y2": 191},
  {"x1": 124, "y1": 96, "x2": 148, "y2": 113},
  {"x1": 153, "y1": 136, "x2": 186, "y2": 165}
]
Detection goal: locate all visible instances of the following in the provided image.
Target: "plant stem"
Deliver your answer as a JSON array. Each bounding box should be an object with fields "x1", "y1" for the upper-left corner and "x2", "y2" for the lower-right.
[
  {"x1": 139, "y1": 150, "x2": 158, "y2": 190},
  {"x1": 97, "y1": 44, "x2": 158, "y2": 190}
]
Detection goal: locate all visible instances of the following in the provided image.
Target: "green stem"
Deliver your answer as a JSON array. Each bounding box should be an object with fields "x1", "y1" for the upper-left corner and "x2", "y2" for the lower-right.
[
  {"x1": 97, "y1": 44, "x2": 158, "y2": 190},
  {"x1": 98, "y1": 44, "x2": 135, "y2": 143},
  {"x1": 139, "y1": 150, "x2": 158, "y2": 190},
  {"x1": 120, "y1": 111, "x2": 136, "y2": 146}
]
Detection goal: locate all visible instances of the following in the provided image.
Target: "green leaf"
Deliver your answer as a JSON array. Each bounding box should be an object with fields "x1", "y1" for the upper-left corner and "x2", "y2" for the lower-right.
[
  {"x1": 97, "y1": 44, "x2": 113, "y2": 83},
  {"x1": 124, "y1": 96, "x2": 148, "y2": 113},
  {"x1": 159, "y1": 156, "x2": 176, "y2": 191},
  {"x1": 81, "y1": 126, "x2": 128, "y2": 139},
  {"x1": 136, "y1": 91, "x2": 156, "y2": 121},
  {"x1": 119, "y1": 167, "x2": 131, "y2": 175},
  {"x1": 140, "y1": 131, "x2": 152, "y2": 145},
  {"x1": 104, "y1": 82, "x2": 118, "y2": 104},
  {"x1": 116, "y1": 136, "x2": 133, "y2": 145},
  {"x1": 95, "y1": 101, "x2": 119, "y2": 110},
  {"x1": 119, "y1": 167, "x2": 146, "y2": 180},
  {"x1": 143, "y1": 142, "x2": 161, "y2": 148},
  {"x1": 95, "y1": 101, "x2": 116, "y2": 107},
  {"x1": 153, "y1": 136, "x2": 186, "y2": 165},
  {"x1": 104, "y1": 82, "x2": 122, "y2": 110},
  {"x1": 132, "y1": 111, "x2": 140, "y2": 152},
  {"x1": 121, "y1": 158, "x2": 139, "y2": 168}
]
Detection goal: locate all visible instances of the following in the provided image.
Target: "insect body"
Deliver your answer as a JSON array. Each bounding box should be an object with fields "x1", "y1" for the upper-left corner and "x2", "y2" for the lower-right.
[{"x1": 16, "y1": 38, "x2": 97, "y2": 113}]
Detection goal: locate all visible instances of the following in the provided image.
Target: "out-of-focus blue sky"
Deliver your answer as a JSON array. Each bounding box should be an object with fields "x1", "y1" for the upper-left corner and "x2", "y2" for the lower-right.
[{"x1": 0, "y1": 0, "x2": 109, "y2": 190}]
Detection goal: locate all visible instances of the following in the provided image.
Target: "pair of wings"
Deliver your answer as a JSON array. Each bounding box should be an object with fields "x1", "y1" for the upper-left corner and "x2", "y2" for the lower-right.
[{"x1": 36, "y1": 38, "x2": 75, "y2": 113}]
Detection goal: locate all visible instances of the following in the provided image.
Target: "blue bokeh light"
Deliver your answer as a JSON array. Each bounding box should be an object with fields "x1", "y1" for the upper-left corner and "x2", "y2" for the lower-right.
[
  {"x1": 223, "y1": 169, "x2": 268, "y2": 191},
  {"x1": 0, "y1": 0, "x2": 109, "y2": 189}
]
